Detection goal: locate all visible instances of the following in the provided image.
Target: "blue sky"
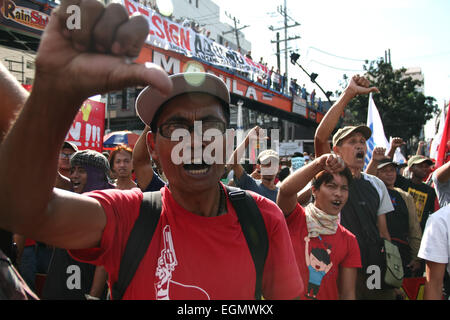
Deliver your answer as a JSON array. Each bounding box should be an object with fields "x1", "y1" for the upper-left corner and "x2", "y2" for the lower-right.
[{"x1": 212, "y1": 0, "x2": 450, "y2": 137}]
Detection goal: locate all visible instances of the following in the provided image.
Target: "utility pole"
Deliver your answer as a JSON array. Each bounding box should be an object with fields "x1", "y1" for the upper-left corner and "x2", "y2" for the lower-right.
[
  {"x1": 276, "y1": 32, "x2": 280, "y2": 70},
  {"x1": 268, "y1": 0, "x2": 300, "y2": 82},
  {"x1": 384, "y1": 49, "x2": 392, "y2": 64},
  {"x1": 223, "y1": 12, "x2": 249, "y2": 51},
  {"x1": 283, "y1": 0, "x2": 288, "y2": 81}
]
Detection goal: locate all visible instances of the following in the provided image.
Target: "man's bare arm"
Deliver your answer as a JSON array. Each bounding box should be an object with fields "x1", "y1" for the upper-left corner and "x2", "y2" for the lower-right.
[
  {"x1": 365, "y1": 147, "x2": 387, "y2": 175},
  {"x1": 0, "y1": 63, "x2": 29, "y2": 141},
  {"x1": 338, "y1": 267, "x2": 357, "y2": 300},
  {"x1": 424, "y1": 261, "x2": 446, "y2": 300},
  {"x1": 89, "y1": 266, "x2": 108, "y2": 299},
  {"x1": 377, "y1": 214, "x2": 391, "y2": 241},
  {"x1": 277, "y1": 154, "x2": 345, "y2": 216},
  {"x1": 433, "y1": 160, "x2": 450, "y2": 184},
  {"x1": 416, "y1": 141, "x2": 425, "y2": 156},
  {"x1": 314, "y1": 75, "x2": 379, "y2": 157},
  {"x1": 297, "y1": 188, "x2": 312, "y2": 206},
  {"x1": 132, "y1": 126, "x2": 154, "y2": 191},
  {"x1": 0, "y1": 1, "x2": 171, "y2": 249},
  {"x1": 227, "y1": 126, "x2": 262, "y2": 180}
]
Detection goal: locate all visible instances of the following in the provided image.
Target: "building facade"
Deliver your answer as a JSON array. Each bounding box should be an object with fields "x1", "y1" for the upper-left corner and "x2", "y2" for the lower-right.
[
  {"x1": 0, "y1": 0, "x2": 327, "y2": 154},
  {"x1": 0, "y1": 46, "x2": 36, "y2": 85},
  {"x1": 404, "y1": 67, "x2": 424, "y2": 94}
]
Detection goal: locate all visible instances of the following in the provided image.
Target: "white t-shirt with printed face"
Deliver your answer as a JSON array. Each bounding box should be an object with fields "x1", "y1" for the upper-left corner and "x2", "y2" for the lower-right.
[{"x1": 418, "y1": 204, "x2": 450, "y2": 276}]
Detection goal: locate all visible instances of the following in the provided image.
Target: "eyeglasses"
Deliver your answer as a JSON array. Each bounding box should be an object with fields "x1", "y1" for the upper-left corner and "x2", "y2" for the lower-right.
[
  {"x1": 158, "y1": 121, "x2": 227, "y2": 139},
  {"x1": 60, "y1": 153, "x2": 73, "y2": 159}
]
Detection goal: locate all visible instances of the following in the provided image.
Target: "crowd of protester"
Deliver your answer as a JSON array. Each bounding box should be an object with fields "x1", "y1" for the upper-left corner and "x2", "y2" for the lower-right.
[{"x1": 0, "y1": 1, "x2": 449, "y2": 301}]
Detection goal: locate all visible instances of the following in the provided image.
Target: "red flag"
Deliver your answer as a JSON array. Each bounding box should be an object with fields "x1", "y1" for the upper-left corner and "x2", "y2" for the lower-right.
[{"x1": 436, "y1": 101, "x2": 450, "y2": 168}]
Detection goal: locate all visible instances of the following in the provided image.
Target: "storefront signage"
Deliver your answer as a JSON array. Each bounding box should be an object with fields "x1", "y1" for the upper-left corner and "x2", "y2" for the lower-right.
[{"x1": 0, "y1": 0, "x2": 52, "y2": 36}]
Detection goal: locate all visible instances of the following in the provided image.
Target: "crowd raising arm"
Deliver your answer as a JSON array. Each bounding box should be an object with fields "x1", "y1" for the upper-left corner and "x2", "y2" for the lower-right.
[
  {"x1": 314, "y1": 75, "x2": 379, "y2": 157},
  {"x1": 227, "y1": 125, "x2": 263, "y2": 180},
  {"x1": 365, "y1": 138, "x2": 405, "y2": 175},
  {"x1": 0, "y1": 63, "x2": 29, "y2": 141},
  {"x1": 433, "y1": 160, "x2": 450, "y2": 184},
  {"x1": 313, "y1": 75, "x2": 391, "y2": 242},
  {"x1": 0, "y1": 0, "x2": 172, "y2": 250},
  {"x1": 277, "y1": 153, "x2": 345, "y2": 216}
]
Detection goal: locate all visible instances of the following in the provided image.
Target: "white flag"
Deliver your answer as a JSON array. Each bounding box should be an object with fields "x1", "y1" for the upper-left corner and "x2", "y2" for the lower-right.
[
  {"x1": 365, "y1": 93, "x2": 389, "y2": 168},
  {"x1": 430, "y1": 104, "x2": 446, "y2": 161}
]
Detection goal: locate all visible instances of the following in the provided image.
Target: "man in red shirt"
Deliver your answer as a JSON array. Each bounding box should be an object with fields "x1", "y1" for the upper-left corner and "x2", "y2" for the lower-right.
[
  {"x1": 0, "y1": 1, "x2": 303, "y2": 300},
  {"x1": 277, "y1": 153, "x2": 361, "y2": 300}
]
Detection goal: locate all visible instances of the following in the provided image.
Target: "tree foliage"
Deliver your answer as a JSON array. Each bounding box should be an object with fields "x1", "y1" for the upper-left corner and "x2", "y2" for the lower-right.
[{"x1": 341, "y1": 59, "x2": 438, "y2": 141}]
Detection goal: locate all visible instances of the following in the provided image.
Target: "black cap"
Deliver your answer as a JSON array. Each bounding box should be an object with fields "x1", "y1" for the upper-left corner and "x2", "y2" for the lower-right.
[{"x1": 377, "y1": 158, "x2": 398, "y2": 170}]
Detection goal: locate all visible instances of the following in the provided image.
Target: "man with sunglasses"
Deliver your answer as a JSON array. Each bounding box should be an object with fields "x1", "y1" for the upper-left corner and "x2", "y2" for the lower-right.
[
  {"x1": 0, "y1": 1, "x2": 302, "y2": 300},
  {"x1": 55, "y1": 141, "x2": 78, "y2": 191},
  {"x1": 58, "y1": 141, "x2": 78, "y2": 178}
]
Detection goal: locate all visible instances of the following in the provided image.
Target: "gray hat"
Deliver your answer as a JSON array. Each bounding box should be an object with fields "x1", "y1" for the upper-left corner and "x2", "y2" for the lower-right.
[
  {"x1": 70, "y1": 150, "x2": 110, "y2": 174},
  {"x1": 407, "y1": 155, "x2": 434, "y2": 168},
  {"x1": 258, "y1": 149, "x2": 279, "y2": 164},
  {"x1": 135, "y1": 72, "x2": 230, "y2": 129},
  {"x1": 332, "y1": 125, "x2": 372, "y2": 147},
  {"x1": 63, "y1": 141, "x2": 78, "y2": 152}
]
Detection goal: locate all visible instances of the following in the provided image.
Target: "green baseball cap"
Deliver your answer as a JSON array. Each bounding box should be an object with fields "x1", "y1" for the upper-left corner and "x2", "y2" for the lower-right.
[
  {"x1": 407, "y1": 155, "x2": 434, "y2": 168},
  {"x1": 332, "y1": 125, "x2": 372, "y2": 147}
]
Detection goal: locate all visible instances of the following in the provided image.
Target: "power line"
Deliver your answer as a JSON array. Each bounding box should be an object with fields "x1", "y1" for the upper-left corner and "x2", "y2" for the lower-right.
[
  {"x1": 309, "y1": 59, "x2": 365, "y2": 72},
  {"x1": 308, "y1": 46, "x2": 367, "y2": 62},
  {"x1": 308, "y1": 46, "x2": 450, "y2": 64},
  {"x1": 268, "y1": 0, "x2": 301, "y2": 84}
]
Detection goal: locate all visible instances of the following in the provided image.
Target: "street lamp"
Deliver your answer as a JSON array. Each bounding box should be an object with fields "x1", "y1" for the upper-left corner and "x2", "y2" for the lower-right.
[{"x1": 290, "y1": 52, "x2": 332, "y2": 105}]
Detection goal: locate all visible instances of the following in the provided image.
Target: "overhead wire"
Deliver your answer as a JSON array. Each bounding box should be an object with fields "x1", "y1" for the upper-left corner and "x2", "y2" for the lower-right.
[
  {"x1": 308, "y1": 46, "x2": 368, "y2": 62},
  {"x1": 308, "y1": 59, "x2": 365, "y2": 72}
]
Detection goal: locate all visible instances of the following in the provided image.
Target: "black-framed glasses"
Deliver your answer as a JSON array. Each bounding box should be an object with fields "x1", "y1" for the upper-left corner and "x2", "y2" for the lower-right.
[{"x1": 158, "y1": 120, "x2": 227, "y2": 139}]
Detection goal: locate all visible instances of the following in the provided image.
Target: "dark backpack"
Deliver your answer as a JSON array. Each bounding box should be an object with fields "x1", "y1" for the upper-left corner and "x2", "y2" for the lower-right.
[{"x1": 111, "y1": 186, "x2": 269, "y2": 300}]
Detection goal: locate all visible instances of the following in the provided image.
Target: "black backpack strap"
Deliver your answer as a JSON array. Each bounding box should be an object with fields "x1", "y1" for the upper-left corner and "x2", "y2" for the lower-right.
[
  {"x1": 111, "y1": 191, "x2": 162, "y2": 300},
  {"x1": 225, "y1": 186, "x2": 269, "y2": 300}
]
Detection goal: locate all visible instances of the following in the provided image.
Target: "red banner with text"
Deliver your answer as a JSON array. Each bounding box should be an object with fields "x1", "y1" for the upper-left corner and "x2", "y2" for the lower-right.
[
  {"x1": 135, "y1": 45, "x2": 293, "y2": 113},
  {"x1": 64, "y1": 99, "x2": 105, "y2": 153},
  {"x1": 21, "y1": 85, "x2": 105, "y2": 153}
]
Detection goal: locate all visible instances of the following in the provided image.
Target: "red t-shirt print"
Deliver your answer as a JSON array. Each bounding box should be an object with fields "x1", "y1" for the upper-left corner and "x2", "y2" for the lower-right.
[
  {"x1": 286, "y1": 204, "x2": 361, "y2": 300},
  {"x1": 154, "y1": 225, "x2": 210, "y2": 300}
]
